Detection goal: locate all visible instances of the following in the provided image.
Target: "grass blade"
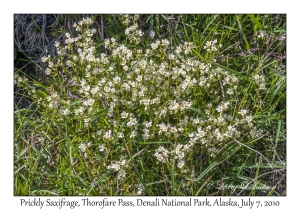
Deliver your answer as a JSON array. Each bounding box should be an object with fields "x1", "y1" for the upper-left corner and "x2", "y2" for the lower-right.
[
  {"x1": 236, "y1": 15, "x2": 250, "y2": 50},
  {"x1": 247, "y1": 14, "x2": 262, "y2": 30},
  {"x1": 86, "y1": 169, "x2": 112, "y2": 195}
]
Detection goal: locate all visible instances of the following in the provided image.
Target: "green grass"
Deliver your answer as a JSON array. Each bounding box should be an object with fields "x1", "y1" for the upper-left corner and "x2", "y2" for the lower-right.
[{"x1": 14, "y1": 14, "x2": 286, "y2": 196}]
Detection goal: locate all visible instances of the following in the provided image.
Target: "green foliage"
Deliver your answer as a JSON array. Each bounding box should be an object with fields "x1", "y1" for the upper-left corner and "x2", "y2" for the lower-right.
[{"x1": 14, "y1": 14, "x2": 286, "y2": 196}]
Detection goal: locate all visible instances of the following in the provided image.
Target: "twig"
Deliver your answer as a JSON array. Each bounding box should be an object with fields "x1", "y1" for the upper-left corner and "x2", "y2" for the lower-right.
[
  {"x1": 234, "y1": 139, "x2": 273, "y2": 169},
  {"x1": 237, "y1": 168, "x2": 285, "y2": 196}
]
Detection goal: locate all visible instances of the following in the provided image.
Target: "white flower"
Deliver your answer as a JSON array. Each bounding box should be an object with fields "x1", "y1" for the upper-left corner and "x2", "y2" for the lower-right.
[
  {"x1": 238, "y1": 109, "x2": 248, "y2": 116},
  {"x1": 130, "y1": 130, "x2": 137, "y2": 138},
  {"x1": 161, "y1": 39, "x2": 170, "y2": 46},
  {"x1": 188, "y1": 133, "x2": 194, "y2": 138},
  {"x1": 137, "y1": 189, "x2": 143, "y2": 195},
  {"x1": 254, "y1": 74, "x2": 260, "y2": 80},
  {"x1": 151, "y1": 43, "x2": 158, "y2": 50},
  {"x1": 127, "y1": 117, "x2": 137, "y2": 127},
  {"x1": 257, "y1": 30, "x2": 266, "y2": 39},
  {"x1": 198, "y1": 130, "x2": 205, "y2": 137},
  {"x1": 46, "y1": 96, "x2": 52, "y2": 102},
  {"x1": 226, "y1": 88, "x2": 234, "y2": 95},
  {"x1": 117, "y1": 132, "x2": 124, "y2": 138},
  {"x1": 245, "y1": 115, "x2": 253, "y2": 123},
  {"x1": 104, "y1": 86, "x2": 110, "y2": 93},
  {"x1": 158, "y1": 123, "x2": 168, "y2": 132},
  {"x1": 84, "y1": 118, "x2": 91, "y2": 124},
  {"x1": 45, "y1": 68, "x2": 51, "y2": 75},
  {"x1": 83, "y1": 85, "x2": 90, "y2": 92},
  {"x1": 90, "y1": 86, "x2": 99, "y2": 95},
  {"x1": 109, "y1": 163, "x2": 120, "y2": 171},
  {"x1": 232, "y1": 76, "x2": 239, "y2": 83},
  {"x1": 41, "y1": 55, "x2": 49, "y2": 62},
  {"x1": 143, "y1": 121, "x2": 152, "y2": 128},
  {"x1": 63, "y1": 108, "x2": 70, "y2": 115},
  {"x1": 99, "y1": 144, "x2": 105, "y2": 152},
  {"x1": 136, "y1": 75, "x2": 143, "y2": 82},
  {"x1": 178, "y1": 160, "x2": 185, "y2": 169},
  {"x1": 149, "y1": 30, "x2": 155, "y2": 37},
  {"x1": 125, "y1": 28, "x2": 131, "y2": 35},
  {"x1": 73, "y1": 55, "x2": 78, "y2": 61},
  {"x1": 84, "y1": 98, "x2": 95, "y2": 106},
  {"x1": 137, "y1": 30, "x2": 144, "y2": 36},
  {"x1": 216, "y1": 105, "x2": 223, "y2": 113},
  {"x1": 142, "y1": 133, "x2": 150, "y2": 139},
  {"x1": 259, "y1": 83, "x2": 266, "y2": 90},
  {"x1": 78, "y1": 143, "x2": 87, "y2": 152},
  {"x1": 121, "y1": 111, "x2": 129, "y2": 119},
  {"x1": 120, "y1": 159, "x2": 126, "y2": 166},
  {"x1": 65, "y1": 32, "x2": 71, "y2": 38},
  {"x1": 54, "y1": 41, "x2": 60, "y2": 48},
  {"x1": 216, "y1": 133, "x2": 223, "y2": 141},
  {"x1": 204, "y1": 39, "x2": 218, "y2": 52},
  {"x1": 51, "y1": 92, "x2": 58, "y2": 98},
  {"x1": 173, "y1": 46, "x2": 181, "y2": 55},
  {"x1": 177, "y1": 151, "x2": 184, "y2": 159},
  {"x1": 170, "y1": 127, "x2": 178, "y2": 133},
  {"x1": 103, "y1": 130, "x2": 112, "y2": 139},
  {"x1": 113, "y1": 76, "x2": 121, "y2": 84}
]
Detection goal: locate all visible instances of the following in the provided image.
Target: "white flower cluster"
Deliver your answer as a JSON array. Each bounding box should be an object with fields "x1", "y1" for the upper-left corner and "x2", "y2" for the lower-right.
[
  {"x1": 121, "y1": 15, "x2": 144, "y2": 44},
  {"x1": 154, "y1": 146, "x2": 169, "y2": 163},
  {"x1": 107, "y1": 158, "x2": 127, "y2": 180},
  {"x1": 203, "y1": 39, "x2": 222, "y2": 52},
  {"x1": 254, "y1": 74, "x2": 266, "y2": 90},
  {"x1": 257, "y1": 30, "x2": 267, "y2": 39},
  {"x1": 174, "y1": 144, "x2": 186, "y2": 168},
  {"x1": 21, "y1": 15, "x2": 265, "y2": 182},
  {"x1": 78, "y1": 142, "x2": 92, "y2": 159},
  {"x1": 125, "y1": 23, "x2": 144, "y2": 44},
  {"x1": 136, "y1": 183, "x2": 144, "y2": 195}
]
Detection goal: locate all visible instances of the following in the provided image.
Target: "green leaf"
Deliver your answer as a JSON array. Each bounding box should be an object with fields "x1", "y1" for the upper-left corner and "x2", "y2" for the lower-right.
[
  {"x1": 248, "y1": 14, "x2": 263, "y2": 30},
  {"x1": 236, "y1": 15, "x2": 250, "y2": 51}
]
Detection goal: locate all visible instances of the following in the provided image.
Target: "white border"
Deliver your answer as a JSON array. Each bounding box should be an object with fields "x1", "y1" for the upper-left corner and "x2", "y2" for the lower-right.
[{"x1": 2, "y1": 0, "x2": 298, "y2": 209}]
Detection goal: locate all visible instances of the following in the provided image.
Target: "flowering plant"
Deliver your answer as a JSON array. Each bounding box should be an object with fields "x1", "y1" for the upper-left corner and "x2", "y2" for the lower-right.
[{"x1": 14, "y1": 14, "x2": 286, "y2": 196}]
